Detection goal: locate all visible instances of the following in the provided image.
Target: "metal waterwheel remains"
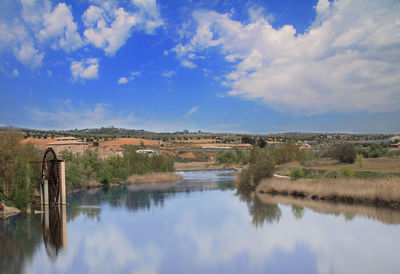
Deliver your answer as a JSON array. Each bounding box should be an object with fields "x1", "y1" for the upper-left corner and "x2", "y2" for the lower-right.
[{"x1": 40, "y1": 148, "x2": 67, "y2": 205}]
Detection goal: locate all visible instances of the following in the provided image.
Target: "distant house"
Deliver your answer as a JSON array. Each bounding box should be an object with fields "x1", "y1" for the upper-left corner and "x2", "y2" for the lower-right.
[
  {"x1": 136, "y1": 149, "x2": 161, "y2": 156},
  {"x1": 98, "y1": 147, "x2": 125, "y2": 160},
  {"x1": 46, "y1": 137, "x2": 88, "y2": 157},
  {"x1": 300, "y1": 143, "x2": 312, "y2": 150}
]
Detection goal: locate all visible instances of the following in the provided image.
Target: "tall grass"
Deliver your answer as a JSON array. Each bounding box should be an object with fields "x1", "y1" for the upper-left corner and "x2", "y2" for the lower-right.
[{"x1": 257, "y1": 177, "x2": 400, "y2": 205}]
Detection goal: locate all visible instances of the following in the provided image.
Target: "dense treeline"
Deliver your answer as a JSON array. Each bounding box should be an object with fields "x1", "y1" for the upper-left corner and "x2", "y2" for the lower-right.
[
  {"x1": 0, "y1": 131, "x2": 41, "y2": 210},
  {"x1": 62, "y1": 146, "x2": 174, "y2": 187}
]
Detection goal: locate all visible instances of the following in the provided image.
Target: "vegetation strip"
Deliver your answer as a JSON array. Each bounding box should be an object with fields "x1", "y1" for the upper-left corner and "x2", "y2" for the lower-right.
[{"x1": 257, "y1": 178, "x2": 400, "y2": 208}]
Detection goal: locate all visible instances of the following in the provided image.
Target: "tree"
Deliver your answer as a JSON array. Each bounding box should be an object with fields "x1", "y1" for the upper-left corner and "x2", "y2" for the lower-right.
[
  {"x1": 241, "y1": 135, "x2": 255, "y2": 145},
  {"x1": 332, "y1": 143, "x2": 356, "y2": 164},
  {"x1": 257, "y1": 137, "x2": 266, "y2": 148}
]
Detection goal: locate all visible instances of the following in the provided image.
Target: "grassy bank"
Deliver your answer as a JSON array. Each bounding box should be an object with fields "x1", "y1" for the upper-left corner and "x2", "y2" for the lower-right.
[
  {"x1": 257, "y1": 177, "x2": 400, "y2": 207},
  {"x1": 127, "y1": 172, "x2": 183, "y2": 183}
]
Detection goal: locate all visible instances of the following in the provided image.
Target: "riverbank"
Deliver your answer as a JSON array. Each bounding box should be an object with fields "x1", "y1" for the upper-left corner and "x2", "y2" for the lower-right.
[
  {"x1": 174, "y1": 161, "x2": 241, "y2": 171},
  {"x1": 257, "y1": 177, "x2": 400, "y2": 207},
  {"x1": 0, "y1": 204, "x2": 21, "y2": 218},
  {"x1": 127, "y1": 172, "x2": 183, "y2": 183}
]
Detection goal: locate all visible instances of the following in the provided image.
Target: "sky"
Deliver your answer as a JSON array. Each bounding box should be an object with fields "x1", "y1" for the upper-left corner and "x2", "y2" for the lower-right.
[{"x1": 0, "y1": 0, "x2": 399, "y2": 134}]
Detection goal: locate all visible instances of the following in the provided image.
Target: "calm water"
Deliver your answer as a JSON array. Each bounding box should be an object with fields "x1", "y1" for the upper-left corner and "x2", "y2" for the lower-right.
[{"x1": 1, "y1": 170, "x2": 400, "y2": 274}]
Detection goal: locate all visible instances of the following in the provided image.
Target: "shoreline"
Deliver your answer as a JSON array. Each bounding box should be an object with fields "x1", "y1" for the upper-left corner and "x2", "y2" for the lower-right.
[
  {"x1": 257, "y1": 177, "x2": 400, "y2": 208},
  {"x1": 0, "y1": 205, "x2": 21, "y2": 218},
  {"x1": 127, "y1": 172, "x2": 183, "y2": 183}
]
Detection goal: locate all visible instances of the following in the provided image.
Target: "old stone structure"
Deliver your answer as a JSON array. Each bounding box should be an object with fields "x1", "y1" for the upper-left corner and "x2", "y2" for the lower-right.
[{"x1": 46, "y1": 137, "x2": 88, "y2": 157}]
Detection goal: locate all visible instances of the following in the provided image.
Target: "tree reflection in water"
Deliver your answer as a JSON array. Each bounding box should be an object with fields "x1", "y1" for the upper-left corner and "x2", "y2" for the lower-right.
[
  {"x1": 236, "y1": 188, "x2": 282, "y2": 227},
  {"x1": 0, "y1": 215, "x2": 42, "y2": 274},
  {"x1": 291, "y1": 205, "x2": 305, "y2": 220}
]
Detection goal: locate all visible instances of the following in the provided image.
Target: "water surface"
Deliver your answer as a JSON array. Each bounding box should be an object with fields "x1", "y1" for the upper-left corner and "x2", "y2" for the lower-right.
[{"x1": 1, "y1": 170, "x2": 400, "y2": 274}]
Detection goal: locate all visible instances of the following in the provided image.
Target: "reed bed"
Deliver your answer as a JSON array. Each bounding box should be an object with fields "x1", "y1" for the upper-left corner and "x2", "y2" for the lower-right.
[
  {"x1": 257, "y1": 177, "x2": 400, "y2": 206},
  {"x1": 127, "y1": 172, "x2": 183, "y2": 183}
]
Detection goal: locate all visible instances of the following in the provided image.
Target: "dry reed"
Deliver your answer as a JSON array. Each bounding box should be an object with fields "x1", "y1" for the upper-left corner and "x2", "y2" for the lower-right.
[
  {"x1": 127, "y1": 172, "x2": 183, "y2": 183},
  {"x1": 257, "y1": 177, "x2": 400, "y2": 205}
]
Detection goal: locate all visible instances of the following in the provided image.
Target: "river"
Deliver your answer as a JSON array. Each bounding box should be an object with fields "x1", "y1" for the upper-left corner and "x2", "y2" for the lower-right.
[{"x1": 1, "y1": 170, "x2": 400, "y2": 274}]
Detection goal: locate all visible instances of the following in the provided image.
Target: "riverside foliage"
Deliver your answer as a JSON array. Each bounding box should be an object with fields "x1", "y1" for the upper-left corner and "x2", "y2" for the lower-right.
[
  {"x1": 62, "y1": 146, "x2": 175, "y2": 186},
  {"x1": 237, "y1": 142, "x2": 307, "y2": 191},
  {"x1": 0, "y1": 131, "x2": 41, "y2": 211}
]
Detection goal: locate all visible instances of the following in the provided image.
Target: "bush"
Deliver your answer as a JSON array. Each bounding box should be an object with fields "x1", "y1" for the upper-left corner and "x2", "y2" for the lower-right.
[
  {"x1": 326, "y1": 170, "x2": 339, "y2": 178},
  {"x1": 237, "y1": 148, "x2": 275, "y2": 190},
  {"x1": 331, "y1": 143, "x2": 356, "y2": 163},
  {"x1": 289, "y1": 166, "x2": 305, "y2": 180},
  {"x1": 341, "y1": 167, "x2": 354, "y2": 178}
]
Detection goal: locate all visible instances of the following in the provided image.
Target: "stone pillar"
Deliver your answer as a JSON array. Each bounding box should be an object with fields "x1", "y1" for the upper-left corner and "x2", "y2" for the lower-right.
[
  {"x1": 60, "y1": 161, "x2": 67, "y2": 205},
  {"x1": 43, "y1": 180, "x2": 49, "y2": 205},
  {"x1": 44, "y1": 205, "x2": 49, "y2": 229},
  {"x1": 61, "y1": 205, "x2": 67, "y2": 248},
  {"x1": 40, "y1": 183, "x2": 44, "y2": 205}
]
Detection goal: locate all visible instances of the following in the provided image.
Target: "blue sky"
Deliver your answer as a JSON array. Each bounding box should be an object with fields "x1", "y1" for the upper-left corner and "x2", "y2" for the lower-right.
[{"x1": 0, "y1": 0, "x2": 399, "y2": 133}]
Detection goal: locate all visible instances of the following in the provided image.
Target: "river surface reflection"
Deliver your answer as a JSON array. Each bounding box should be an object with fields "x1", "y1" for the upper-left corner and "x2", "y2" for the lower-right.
[{"x1": 1, "y1": 170, "x2": 400, "y2": 274}]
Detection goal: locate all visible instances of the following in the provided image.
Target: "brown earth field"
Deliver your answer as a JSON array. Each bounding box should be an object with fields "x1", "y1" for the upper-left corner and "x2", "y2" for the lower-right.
[
  {"x1": 257, "y1": 177, "x2": 400, "y2": 206},
  {"x1": 21, "y1": 137, "x2": 58, "y2": 148}
]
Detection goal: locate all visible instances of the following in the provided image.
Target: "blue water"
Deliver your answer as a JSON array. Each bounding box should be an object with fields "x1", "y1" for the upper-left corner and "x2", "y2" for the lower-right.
[{"x1": 1, "y1": 170, "x2": 400, "y2": 274}]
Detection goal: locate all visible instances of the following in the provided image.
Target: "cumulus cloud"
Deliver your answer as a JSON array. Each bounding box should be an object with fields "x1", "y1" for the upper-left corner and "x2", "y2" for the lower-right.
[
  {"x1": 118, "y1": 77, "x2": 129, "y2": 84},
  {"x1": 175, "y1": 0, "x2": 400, "y2": 114},
  {"x1": 181, "y1": 59, "x2": 197, "y2": 68},
  {"x1": 13, "y1": 42, "x2": 44, "y2": 67},
  {"x1": 82, "y1": 0, "x2": 163, "y2": 56},
  {"x1": 38, "y1": 3, "x2": 83, "y2": 51},
  {"x1": 70, "y1": 58, "x2": 99, "y2": 81},
  {"x1": 132, "y1": 0, "x2": 164, "y2": 34},
  {"x1": 117, "y1": 71, "x2": 141, "y2": 84}
]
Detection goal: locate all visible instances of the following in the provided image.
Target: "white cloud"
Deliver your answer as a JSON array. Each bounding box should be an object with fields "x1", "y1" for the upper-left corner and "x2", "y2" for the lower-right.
[
  {"x1": 12, "y1": 68, "x2": 19, "y2": 77},
  {"x1": 83, "y1": 7, "x2": 138, "y2": 56},
  {"x1": 82, "y1": 0, "x2": 163, "y2": 56},
  {"x1": 184, "y1": 106, "x2": 199, "y2": 117},
  {"x1": 38, "y1": 3, "x2": 83, "y2": 51},
  {"x1": 117, "y1": 71, "x2": 141, "y2": 84},
  {"x1": 30, "y1": 101, "x2": 136, "y2": 129},
  {"x1": 13, "y1": 42, "x2": 44, "y2": 68},
  {"x1": 162, "y1": 70, "x2": 175, "y2": 77},
  {"x1": 20, "y1": 0, "x2": 51, "y2": 29},
  {"x1": 131, "y1": 0, "x2": 164, "y2": 34},
  {"x1": 181, "y1": 59, "x2": 197, "y2": 68},
  {"x1": 70, "y1": 58, "x2": 99, "y2": 81},
  {"x1": 175, "y1": 0, "x2": 400, "y2": 114},
  {"x1": 118, "y1": 77, "x2": 128, "y2": 84}
]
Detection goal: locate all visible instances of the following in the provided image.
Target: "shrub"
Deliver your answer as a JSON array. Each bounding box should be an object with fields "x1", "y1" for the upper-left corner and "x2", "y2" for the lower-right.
[
  {"x1": 326, "y1": 170, "x2": 339, "y2": 178},
  {"x1": 237, "y1": 148, "x2": 275, "y2": 190},
  {"x1": 331, "y1": 143, "x2": 356, "y2": 163},
  {"x1": 290, "y1": 166, "x2": 305, "y2": 180},
  {"x1": 341, "y1": 167, "x2": 354, "y2": 178}
]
